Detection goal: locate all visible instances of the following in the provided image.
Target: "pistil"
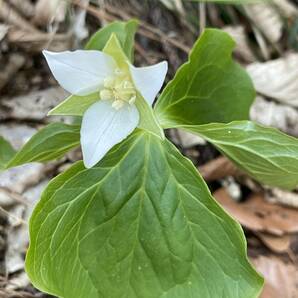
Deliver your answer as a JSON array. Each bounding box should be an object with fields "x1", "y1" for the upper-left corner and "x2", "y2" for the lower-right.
[{"x1": 100, "y1": 69, "x2": 137, "y2": 110}]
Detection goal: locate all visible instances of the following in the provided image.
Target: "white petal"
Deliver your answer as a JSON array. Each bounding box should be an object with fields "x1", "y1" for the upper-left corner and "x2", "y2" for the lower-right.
[
  {"x1": 81, "y1": 101, "x2": 139, "y2": 168},
  {"x1": 129, "y1": 61, "x2": 168, "y2": 105},
  {"x1": 43, "y1": 50, "x2": 116, "y2": 96}
]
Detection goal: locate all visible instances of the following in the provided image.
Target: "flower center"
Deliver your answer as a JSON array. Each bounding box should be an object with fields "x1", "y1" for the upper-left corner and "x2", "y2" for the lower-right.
[{"x1": 100, "y1": 68, "x2": 136, "y2": 110}]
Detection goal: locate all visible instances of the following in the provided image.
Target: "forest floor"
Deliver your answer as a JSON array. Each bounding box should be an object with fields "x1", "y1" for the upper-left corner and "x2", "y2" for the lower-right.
[{"x1": 0, "y1": 0, "x2": 298, "y2": 297}]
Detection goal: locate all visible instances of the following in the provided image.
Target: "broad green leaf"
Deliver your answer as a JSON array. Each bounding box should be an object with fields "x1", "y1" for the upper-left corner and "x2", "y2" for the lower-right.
[
  {"x1": 85, "y1": 20, "x2": 138, "y2": 62},
  {"x1": 104, "y1": 34, "x2": 164, "y2": 139},
  {"x1": 26, "y1": 130, "x2": 263, "y2": 298},
  {"x1": 182, "y1": 121, "x2": 298, "y2": 190},
  {"x1": 7, "y1": 123, "x2": 80, "y2": 168},
  {"x1": 48, "y1": 93, "x2": 99, "y2": 116},
  {"x1": 154, "y1": 29, "x2": 255, "y2": 128},
  {"x1": 0, "y1": 137, "x2": 16, "y2": 170}
]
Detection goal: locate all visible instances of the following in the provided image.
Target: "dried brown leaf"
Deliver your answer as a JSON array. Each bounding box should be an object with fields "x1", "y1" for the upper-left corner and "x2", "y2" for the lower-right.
[
  {"x1": 199, "y1": 156, "x2": 239, "y2": 182},
  {"x1": 257, "y1": 232, "x2": 291, "y2": 253},
  {"x1": 214, "y1": 188, "x2": 298, "y2": 236},
  {"x1": 252, "y1": 256, "x2": 298, "y2": 298}
]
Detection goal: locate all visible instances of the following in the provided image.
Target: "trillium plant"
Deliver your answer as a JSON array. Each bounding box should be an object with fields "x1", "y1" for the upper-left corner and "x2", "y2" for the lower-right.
[
  {"x1": 1, "y1": 20, "x2": 298, "y2": 298},
  {"x1": 43, "y1": 39, "x2": 167, "y2": 168}
]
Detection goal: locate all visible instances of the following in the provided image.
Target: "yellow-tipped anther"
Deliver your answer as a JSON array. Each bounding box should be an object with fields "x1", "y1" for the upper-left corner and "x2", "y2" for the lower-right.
[
  {"x1": 129, "y1": 95, "x2": 136, "y2": 105},
  {"x1": 123, "y1": 80, "x2": 134, "y2": 89},
  {"x1": 103, "y1": 77, "x2": 115, "y2": 89},
  {"x1": 100, "y1": 89, "x2": 113, "y2": 100},
  {"x1": 112, "y1": 99, "x2": 125, "y2": 110}
]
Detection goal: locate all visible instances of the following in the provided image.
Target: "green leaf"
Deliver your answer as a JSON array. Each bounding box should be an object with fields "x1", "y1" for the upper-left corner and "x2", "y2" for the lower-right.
[
  {"x1": 182, "y1": 121, "x2": 298, "y2": 190},
  {"x1": 48, "y1": 93, "x2": 99, "y2": 116},
  {"x1": 154, "y1": 29, "x2": 255, "y2": 128},
  {"x1": 85, "y1": 20, "x2": 138, "y2": 62},
  {"x1": 7, "y1": 123, "x2": 80, "y2": 168},
  {"x1": 26, "y1": 130, "x2": 263, "y2": 298},
  {"x1": 0, "y1": 137, "x2": 16, "y2": 170}
]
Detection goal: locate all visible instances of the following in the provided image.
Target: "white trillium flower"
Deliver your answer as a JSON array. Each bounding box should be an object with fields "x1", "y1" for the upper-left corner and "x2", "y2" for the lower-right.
[{"x1": 43, "y1": 49, "x2": 167, "y2": 168}]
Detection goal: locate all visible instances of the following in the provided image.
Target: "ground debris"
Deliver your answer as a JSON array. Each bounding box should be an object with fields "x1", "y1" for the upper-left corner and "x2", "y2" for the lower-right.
[
  {"x1": 250, "y1": 96, "x2": 298, "y2": 137},
  {"x1": 247, "y1": 54, "x2": 298, "y2": 107},
  {"x1": 251, "y1": 255, "x2": 298, "y2": 298},
  {"x1": 214, "y1": 188, "x2": 298, "y2": 236},
  {"x1": 0, "y1": 87, "x2": 67, "y2": 121}
]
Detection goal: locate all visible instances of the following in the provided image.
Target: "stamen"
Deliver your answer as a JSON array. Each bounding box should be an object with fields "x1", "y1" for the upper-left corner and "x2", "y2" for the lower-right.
[
  {"x1": 100, "y1": 89, "x2": 113, "y2": 100},
  {"x1": 101, "y1": 74, "x2": 137, "y2": 110},
  {"x1": 103, "y1": 77, "x2": 115, "y2": 88},
  {"x1": 112, "y1": 100, "x2": 125, "y2": 110},
  {"x1": 128, "y1": 95, "x2": 136, "y2": 105},
  {"x1": 123, "y1": 80, "x2": 134, "y2": 89}
]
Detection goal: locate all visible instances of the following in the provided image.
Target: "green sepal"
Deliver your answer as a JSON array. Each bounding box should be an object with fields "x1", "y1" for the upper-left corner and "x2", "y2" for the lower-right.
[{"x1": 48, "y1": 93, "x2": 99, "y2": 116}]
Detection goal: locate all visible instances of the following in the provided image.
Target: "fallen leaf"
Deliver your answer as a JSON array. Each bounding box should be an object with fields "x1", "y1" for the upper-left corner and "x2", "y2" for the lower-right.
[
  {"x1": 244, "y1": 3, "x2": 283, "y2": 43},
  {"x1": 0, "y1": 24, "x2": 8, "y2": 41},
  {"x1": 214, "y1": 188, "x2": 298, "y2": 236},
  {"x1": 73, "y1": 0, "x2": 90, "y2": 42},
  {"x1": 273, "y1": 0, "x2": 298, "y2": 18},
  {"x1": 5, "y1": 180, "x2": 49, "y2": 274},
  {"x1": 221, "y1": 177, "x2": 242, "y2": 201},
  {"x1": 199, "y1": 156, "x2": 239, "y2": 182},
  {"x1": 252, "y1": 256, "x2": 298, "y2": 298},
  {"x1": 250, "y1": 96, "x2": 298, "y2": 137},
  {"x1": 247, "y1": 54, "x2": 298, "y2": 107},
  {"x1": 168, "y1": 128, "x2": 206, "y2": 148},
  {"x1": 0, "y1": 87, "x2": 68, "y2": 121},
  {"x1": 7, "y1": 29, "x2": 72, "y2": 52},
  {"x1": 5, "y1": 271, "x2": 30, "y2": 291},
  {"x1": 33, "y1": 0, "x2": 68, "y2": 26},
  {"x1": 257, "y1": 232, "x2": 291, "y2": 253},
  {"x1": 223, "y1": 25, "x2": 255, "y2": 62},
  {"x1": 159, "y1": 0, "x2": 185, "y2": 15},
  {"x1": 266, "y1": 188, "x2": 298, "y2": 208},
  {"x1": 0, "y1": 54, "x2": 25, "y2": 91},
  {"x1": 0, "y1": 1, "x2": 39, "y2": 33},
  {"x1": 6, "y1": 0, "x2": 35, "y2": 19}
]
